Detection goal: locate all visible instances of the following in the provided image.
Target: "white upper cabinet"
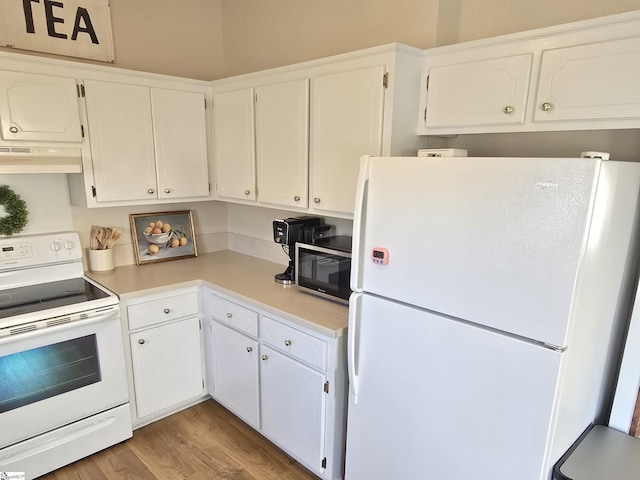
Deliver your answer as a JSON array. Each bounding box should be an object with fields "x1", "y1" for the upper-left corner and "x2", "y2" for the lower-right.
[
  {"x1": 255, "y1": 79, "x2": 309, "y2": 209},
  {"x1": 0, "y1": 71, "x2": 82, "y2": 142},
  {"x1": 210, "y1": 44, "x2": 427, "y2": 218},
  {"x1": 534, "y1": 36, "x2": 640, "y2": 123},
  {"x1": 151, "y1": 88, "x2": 209, "y2": 199},
  {"x1": 82, "y1": 79, "x2": 210, "y2": 205},
  {"x1": 84, "y1": 80, "x2": 157, "y2": 202},
  {"x1": 425, "y1": 54, "x2": 532, "y2": 128},
  {"x1": 211, "y1": 87, "x2": 256, "y2": 202},
  {"x1": 309, "y1": 66, "x2": 385, "y2": 215},
  {"x1": 212, "y1": 80, "x2": 310, "y2": 209},
  {"x1": 418, "y1": 11, "x2": 640, "y2": 134}
]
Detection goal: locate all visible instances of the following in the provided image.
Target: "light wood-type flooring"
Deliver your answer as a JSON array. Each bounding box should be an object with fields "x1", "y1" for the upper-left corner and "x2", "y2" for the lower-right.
[{"x1": 41, "y1": 400, "x2": 319, "y2": 480}]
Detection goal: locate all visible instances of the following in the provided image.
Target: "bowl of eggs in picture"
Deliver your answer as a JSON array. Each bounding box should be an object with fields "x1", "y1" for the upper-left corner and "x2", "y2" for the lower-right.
[{"x1": 143, "y1": 220, "x2": 172, "y2": 245}]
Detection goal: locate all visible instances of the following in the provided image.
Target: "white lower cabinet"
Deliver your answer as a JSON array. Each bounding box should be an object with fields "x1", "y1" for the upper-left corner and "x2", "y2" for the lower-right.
[
  {"x1": 206, "y1": 319, "x2": 260, "y2": 428},
  {"x1": 203, "y1": 289, "x2": 347, "y2": 480},
  {"x1": 260, "y1": 345, "x2": 327, "y2": 473},
  {"x1": 124, "y1": 289, "x2": 206, "y2": 424}
]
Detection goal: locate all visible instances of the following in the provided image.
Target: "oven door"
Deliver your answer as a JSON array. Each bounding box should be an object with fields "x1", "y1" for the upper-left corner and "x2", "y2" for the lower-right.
[{"x1": 0, "y1": 306, "x2": 129, "y2": 448}]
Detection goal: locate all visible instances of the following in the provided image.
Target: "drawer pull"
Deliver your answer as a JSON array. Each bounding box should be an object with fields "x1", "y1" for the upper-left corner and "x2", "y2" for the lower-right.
[
  {"x1": 284, "y1": 340, "x2": 292, "y2": 347},
  {"x1": 163, "y1": 308, "x2": 170, "y2": 314},
  {"x1": 226, "y1": 312, "x2": 233, "y2": 318},
  {"x1": 261, "y1": 354, "x2": 269, "y2": 361},
  {"x1": 138, "y1": 339, "x2": 145, "y2": 345},
  {"x1": 246, "y1": 346, "x2": 253, "y2": 353}
]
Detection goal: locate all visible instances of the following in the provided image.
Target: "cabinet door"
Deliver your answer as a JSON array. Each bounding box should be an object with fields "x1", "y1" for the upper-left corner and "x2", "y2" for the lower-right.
[
  {"x1": 151, "y1": 88, "x2": 210, "y2": 199},
  {"x1": 206, "y1": 320, "x2": 260, "y2": 428},
  {"x1": 212, "y1": 88, "x2": 256, "y2": 201},
  {"x1": 0, "y1": 71, "x2": 82, "y2": 142},
  {"x1": 260, "y1": 345, "x2": 326, "y2": 474},
  {"x1": 130, "y1": 316, "x2": 204, "y2": 419},
  {"x1": 425, "y1": 54, "x2": 532, "y2": 128},
  {"x1": 534, "y1": 37, "x2": 640, "y2": 122},
  {"x1": 310, "y1": 66, "x2": 384, "y2": 215},
  {"x1": 84, "y1": 80, "x2": 157, "y2": 202},
  {"x1": 255, "y1": 79, "x2": 309, "y2": 208}
]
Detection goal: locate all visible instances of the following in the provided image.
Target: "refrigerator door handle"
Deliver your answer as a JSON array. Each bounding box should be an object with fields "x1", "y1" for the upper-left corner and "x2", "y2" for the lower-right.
[
  {"x1": 351, "y1": 155, "x2": 372, "y2": 292},
  {"x1": 348, "y1": 292, "x2": 362, "y2": 404}
]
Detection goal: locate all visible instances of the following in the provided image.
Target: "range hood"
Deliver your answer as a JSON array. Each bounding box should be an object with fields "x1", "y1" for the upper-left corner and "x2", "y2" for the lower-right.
[{"x1": 0, "y1": 146, "x2": 82, "y2": 174}]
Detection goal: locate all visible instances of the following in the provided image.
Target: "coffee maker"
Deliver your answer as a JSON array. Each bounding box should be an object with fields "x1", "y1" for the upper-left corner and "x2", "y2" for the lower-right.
[{"x1": 273, "y1": 216, "x2": 323, "y2": 284}]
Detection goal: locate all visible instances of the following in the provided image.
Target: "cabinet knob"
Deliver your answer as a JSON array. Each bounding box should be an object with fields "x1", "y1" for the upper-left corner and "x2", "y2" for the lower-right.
[
  {"x1": 226, "y1": 312, "x2": 233, "y2": 318},
  {"x1": 138, "y1": 339, "x2": 145, "y2": 345},
  {"x1": 541, "y1": 102, "x2": 553, "y2": 111},
  {"x1": 246, "y1": 346, "x2": 253, "y2": 353},
  {"x1": 244, "y1": 190, "x2": 251, "y2": 196},
  {"x1": 503, "y1": 105, "x2": 514, "y2": 114},
  {"x1": 262, "y1": 354, "x2": 269, "y2": 361},
  {"x1": 147, "y1": 188, "x2": 155, "y2": 194},
  {"x1": 164, "y1": 308, "x2": 170, "y2": 314},
  {"x1": 313, "y1": 197, "x2": 321, "y2": 204},
  {"x1": 9, "y1": 126, "x2": 18, "y2": 133},
  {"x1": 164, "y1": 188, "x2": 171, "y2": 194},
  {"x1": 294, "y1": 195, "x2": 301, "y2": 202},
  {"x1": 284, "y1": 339, "x2": 292, "y2": 347}
]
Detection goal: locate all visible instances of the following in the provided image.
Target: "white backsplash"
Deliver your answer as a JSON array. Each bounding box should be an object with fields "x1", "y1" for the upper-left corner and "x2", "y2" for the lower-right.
[
  {"x1": 228, "y1": 232, "x2": 289, "y2": 265},
  {"x1": 84, "y1": 231, "x2": 229, "y2": 269},
  {"x1": 90, "y1": 231, "x2": 288, "y2": 269}
]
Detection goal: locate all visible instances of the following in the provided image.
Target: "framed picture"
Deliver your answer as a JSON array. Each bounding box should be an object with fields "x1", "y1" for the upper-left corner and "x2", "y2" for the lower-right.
[{"x1": 130, "y1": 210, "x2": 197, "y2": 265}]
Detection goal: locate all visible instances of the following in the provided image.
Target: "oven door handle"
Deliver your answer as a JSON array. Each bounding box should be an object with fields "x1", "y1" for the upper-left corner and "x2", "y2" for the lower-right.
[{"x1": 0, "y1": 306, "x2": 120, "y2": 343}]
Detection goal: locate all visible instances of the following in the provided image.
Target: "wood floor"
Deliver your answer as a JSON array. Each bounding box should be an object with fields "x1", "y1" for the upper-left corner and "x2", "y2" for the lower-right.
[{"x1": 41, "y1": 400, "x2": 320, "y2": 480}]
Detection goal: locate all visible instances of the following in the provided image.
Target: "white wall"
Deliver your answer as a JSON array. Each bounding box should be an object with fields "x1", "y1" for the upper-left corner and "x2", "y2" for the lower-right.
[
  {"x1": 71, "y1": 200, "x2": 228, "y2": 267},
  {"x1": 0, "y1": 173, "x2": 231, "y2": 268},
  {"x1": 429, "y1": 130, "x2": 640, "y2": 162},
  {"x1": 0, "y1": 174, "x2": 73, "y2": 235},
  {"x1": 226, "y1": 203, "x2": 353, "y2": 265}
]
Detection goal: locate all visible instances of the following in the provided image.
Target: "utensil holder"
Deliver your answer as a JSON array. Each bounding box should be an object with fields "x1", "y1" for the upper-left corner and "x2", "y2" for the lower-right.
[{"x1": 88, "y1": 248, "x2": 114, "y2": 272}]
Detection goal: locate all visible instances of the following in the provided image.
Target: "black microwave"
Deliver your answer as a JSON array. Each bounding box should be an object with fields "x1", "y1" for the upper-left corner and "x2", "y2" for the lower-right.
[{"x1": 295, "y1": 236, "x2": 352, "y2": 304}]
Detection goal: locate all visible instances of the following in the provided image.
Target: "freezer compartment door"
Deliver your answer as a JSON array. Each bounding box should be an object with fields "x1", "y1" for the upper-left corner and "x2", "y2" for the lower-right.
[
  {"x1": 344, "y1": 294, "x2": 563, "y2": 480},
  {"x1": 355, "y1": 155, "x2": 600, "y2": 347}
]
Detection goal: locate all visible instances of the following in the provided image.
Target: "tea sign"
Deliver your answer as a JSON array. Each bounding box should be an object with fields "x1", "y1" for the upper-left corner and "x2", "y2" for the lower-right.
[{"x1": 0, "y1": 0, "x2": 114, "y2": 62}]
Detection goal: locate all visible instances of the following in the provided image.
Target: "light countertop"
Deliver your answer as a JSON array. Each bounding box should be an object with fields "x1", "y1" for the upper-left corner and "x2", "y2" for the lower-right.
[{"x1": 86, "y1": 250, "x2": 349, "y2": 338}]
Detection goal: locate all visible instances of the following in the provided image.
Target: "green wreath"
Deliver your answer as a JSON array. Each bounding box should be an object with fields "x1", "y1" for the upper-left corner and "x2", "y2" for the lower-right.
[{"x1": 0, "y1": 185, "x2": 28, "y2": 236}]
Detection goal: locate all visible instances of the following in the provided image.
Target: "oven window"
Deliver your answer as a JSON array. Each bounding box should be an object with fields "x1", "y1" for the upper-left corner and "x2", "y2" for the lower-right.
[{"x1": 0, "y1": 334, "x2": 101, "y2": 413}]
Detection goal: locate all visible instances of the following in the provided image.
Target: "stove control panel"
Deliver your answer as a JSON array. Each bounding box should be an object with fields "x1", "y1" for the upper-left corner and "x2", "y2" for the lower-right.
[
  {"x1": 0, "y1": 232, "x2": 82, "y2": 270},
  {"x1": 1, "y1": 241, "x2": 33, "y2": 260}
]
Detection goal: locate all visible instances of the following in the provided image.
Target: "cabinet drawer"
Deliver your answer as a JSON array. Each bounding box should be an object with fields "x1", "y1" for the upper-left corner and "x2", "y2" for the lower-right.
[
  {"x1": 207, "y1": 295, "x2": 258, "y2": 338},
  {"x1": 261, "y1": 316, "x2": 327, "y2": 370},
  {"x1": 128, "y1": 291, "x2": 199, "y2": 330}
]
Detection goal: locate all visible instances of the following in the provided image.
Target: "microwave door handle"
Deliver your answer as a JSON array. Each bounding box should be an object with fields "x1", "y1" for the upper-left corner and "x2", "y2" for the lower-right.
[{"x1": 351, "y1": 155, "x2": 372, "y2": 293}]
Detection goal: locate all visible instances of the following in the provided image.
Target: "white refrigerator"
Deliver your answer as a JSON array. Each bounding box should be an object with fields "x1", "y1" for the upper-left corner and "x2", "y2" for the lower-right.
[{"x1": 345, "y1": 155, "x2": 640, "y2": 480}]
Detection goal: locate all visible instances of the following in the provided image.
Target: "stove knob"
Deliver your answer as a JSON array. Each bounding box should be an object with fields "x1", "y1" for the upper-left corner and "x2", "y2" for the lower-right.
[
  {"x1": 50, "y1": 241, "x2": 62, "y2": 252},
  {"x1": 64, "y1": 240, "x2": 75, "y2": 251}
]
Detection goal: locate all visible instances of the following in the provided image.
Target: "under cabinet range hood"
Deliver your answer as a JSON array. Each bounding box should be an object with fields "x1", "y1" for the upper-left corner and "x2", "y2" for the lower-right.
[{"x1": 0, "y1": 146, "x2": 82, "y2": 174}]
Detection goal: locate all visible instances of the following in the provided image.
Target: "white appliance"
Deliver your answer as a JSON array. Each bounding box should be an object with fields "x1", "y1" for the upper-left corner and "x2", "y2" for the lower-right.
[
  {"x1": 345, "y1": 155, "x2": 640, "y2": 480},
  {"x1": 0, "y1": 232, "x2": 132, "y2": 479}
]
